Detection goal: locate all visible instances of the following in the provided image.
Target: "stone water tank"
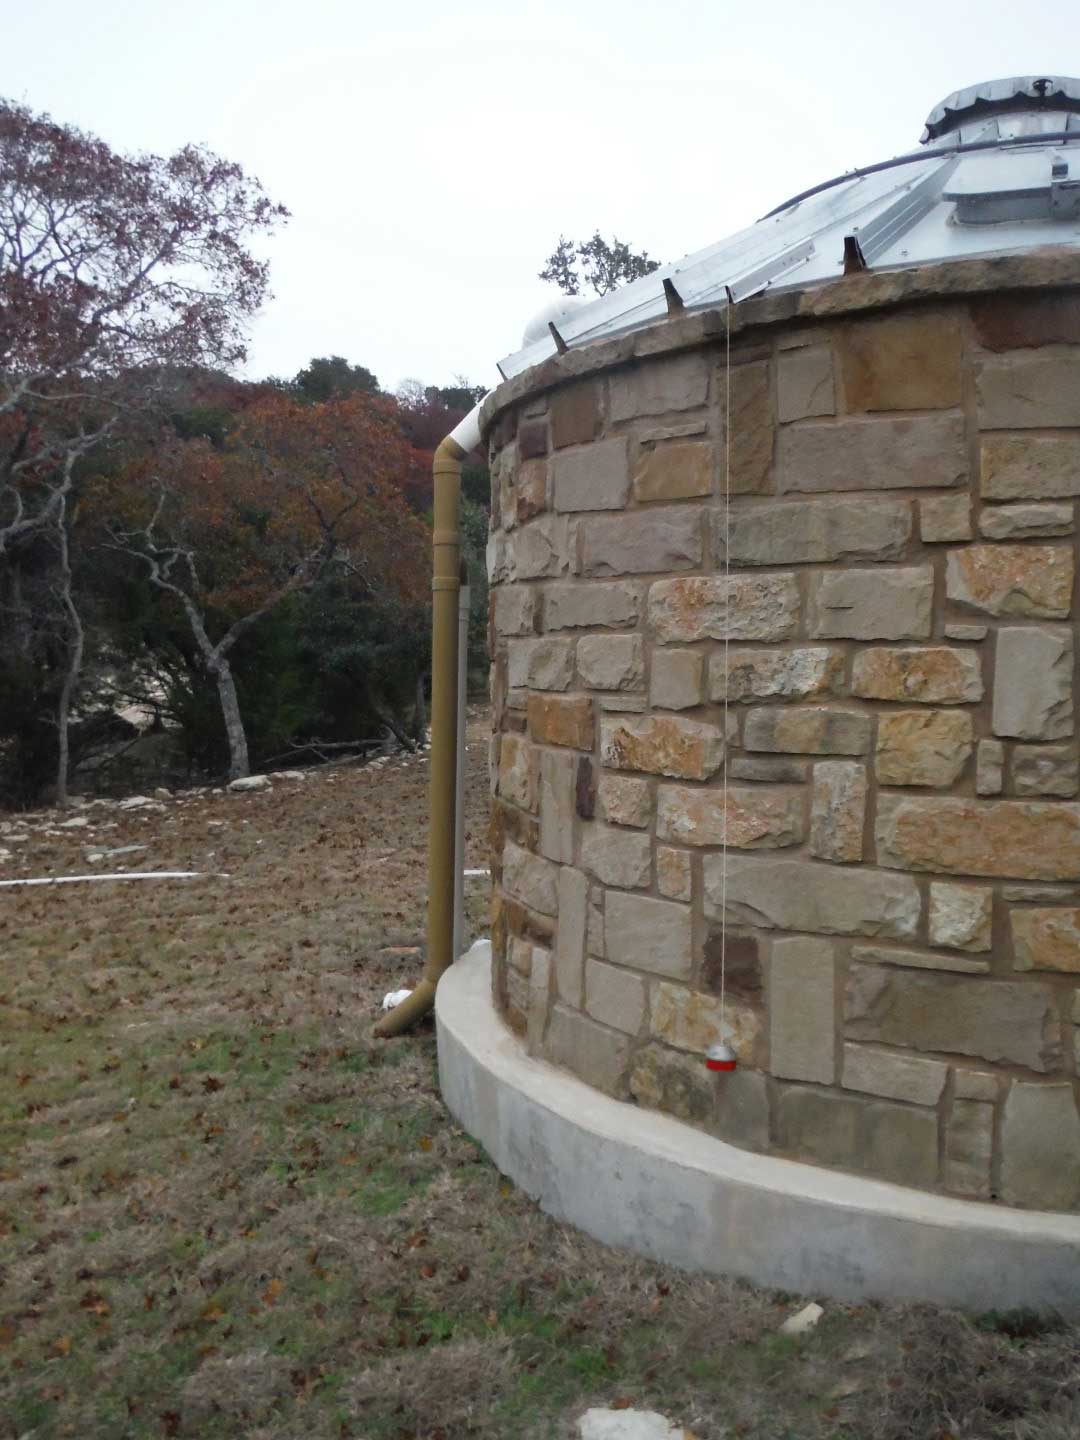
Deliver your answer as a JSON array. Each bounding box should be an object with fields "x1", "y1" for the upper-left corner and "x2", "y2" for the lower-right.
[{"x1": 483, "y1": 78, "x2": 1080, "y2": 1211}]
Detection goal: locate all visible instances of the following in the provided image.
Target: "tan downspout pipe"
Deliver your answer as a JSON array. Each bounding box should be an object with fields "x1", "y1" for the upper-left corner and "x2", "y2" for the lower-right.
[{"x1": 373, "y1": 400, "x2": 484, "y2": 1038}]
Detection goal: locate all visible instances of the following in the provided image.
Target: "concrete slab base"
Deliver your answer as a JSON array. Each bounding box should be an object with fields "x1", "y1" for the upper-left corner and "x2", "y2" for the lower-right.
[{"x1": 437, "y1": 941, "x2": 1080, "y2": 1315}]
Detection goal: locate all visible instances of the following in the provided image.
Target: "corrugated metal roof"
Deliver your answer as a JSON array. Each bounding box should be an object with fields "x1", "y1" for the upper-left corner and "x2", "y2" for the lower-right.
[{"x1": 498, "y1": 76, "x2": 1080, "y2": 381}]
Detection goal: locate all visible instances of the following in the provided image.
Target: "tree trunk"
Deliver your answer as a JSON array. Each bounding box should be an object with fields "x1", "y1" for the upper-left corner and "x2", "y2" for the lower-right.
[
  {"x1": 211, "y1": 658, "x2": 250, "y2": 780},
  {"x1": 55, "y1": 499, "x2": 84, "y2": 808}
]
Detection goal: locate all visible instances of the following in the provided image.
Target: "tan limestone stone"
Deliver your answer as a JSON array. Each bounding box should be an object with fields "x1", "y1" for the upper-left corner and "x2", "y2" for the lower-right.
[
  {"x1": 552, "y1": 438, "x2": 629, "y2": 513},
  {"x1": 770, "y1": 936, "x2": 836, "y2": 1084},
  {"x1": 494, "y1": 585, "x2": 537, "y2": 636},
  {"x1": 745, "y1": 705, "x2": 872, "y2": 756},
  {"x1": 970, "y1": 291, "x2": 1080, "y2": 350},
  {"x1": 543, "y1": 581, "x2": 642, "y2": 631},
  {"x1": 863, "y1": 1103, "x2": 939, "y2": 1188},
  {"x1": 711, "y1": 647, "x2": 844, "y2": 703},
  {"x1": 945, "y1": 1099, "x2": 993, "y2": 1198},
  {"x1": 852, "y1": 647, "x2": 982, "y2": 704},
  {"x1": 876, "y1": 795, "x2": 1080, "y2": 881},
  {"x1": 929, "y1": 881, "x2": 992, "y2": 952},
  {"x1": 650, "y1": 573, "x2": 801, "y2": 643},
  {"x1": 601, "y1": 713, "x2": 724, "y2": 780},
  {"x1": 526, "y1": 947, "x2": 552, "y2": 1054},
  {"x1": 576, "y1": 634, "x2": 644, "y2": 692},
  {"x1": 633, "y1": 441, "x2": 713, "y2": 502},
  {"x1": 980, "y1": 433, "x2": 1080, "y2": 500},
  {"x1": 516, "y1": 458, "x2": 547, "y2": 524},
  {"x1": 945, "y1": 543, "x2": 1073, "y2": 619},
  {"x1": 586, "y1": 883, "x2": 604, "y2": 958},
  {"x1": 980, "y1": 502, "x2": 1074, "y2": 540},
  {"x1": 656, "y1": 846, "x2": 692, "y2": 900},
  {"x1": 810, "y1": 760, "x2": 866, "y2": 862},
  {"x1": 1012, "y1": 744, "x2": 1079, "y2": 797},
  {"x1": 498, "y1": 733, "x2": 537, "y2": 812},
  {"x1": 920, "y1": 493, "x2": 972, "y2": 543},
  {"x1": 510, "y1": 514, "x2": 572, "y2": 579},
  {"x1": 544, "y1": 1004, "x2": 631, "y2": 1097},
  {"x1": 851, "y1": 944, "x2": 989, "y2": 975},
  {"x1": 976, "y1": 349, "x2": 1080, "y2": 429},
  {"x1": 1000, "y1": 1081, "x2": 1080, "y2": 1209},
  {"x1": 527, "y1": 694, "x2": 595, "y2": 750},
  {"x1": 808, "y1": 567, "x2": 933, "y2": 640},
  {"x1": 656, "y1": 784, "x2": 804, "y2": 849},
  {"x1": 729, "y1": 756, "x2": 809, "y2": 782},
  {"x1": 705, "y1": 855, "x2": 920, "y2": 939},
  {"x1": 502, "y1": 840, "x2": 558, "y2": 916},
  {"x1": 712, "y1": 1067, "x2": 771, "y2": 1150},
  {"x1": 946, "y1": 623, "x2": 989, "y2": 641},
  {"x1": 597, "y1": 772, "x2": 652, "y2": 829},
  {"x1": 842, "y1": 1044, "x2": 947, "y2": 1105},
  {"x1": 954, "y1": 1069, "x2": 1000, "y2": 1101},
  {"x1": 876, "y1": 710, "x2": 973, "y2": 788},
  {"x1": 845, "y1": 963, "x2": 1062, "y2": 1071},
  {"x1": 605, "y1": 892, "x2": 692, "y2": 979},
  {"x1": 550, "y1": 383, "x2": 602, "y2": 450},
  {"x1": 840, "y1": 310, "x2": 963, "y2": 411},
  {"x1": 629, "y1": 1044, "x2": 716, "y2": 1128},
  {"x1": 539, "y1": 750, "x2": 575, "y2": 863},
  {"x1": 580, "y1": 506, "x2": 702, "y2": 576},
  {"x1": 554, "y1": 865, "x2": 588, "y2": 1004},
  {"x1": 650, "y1": 648, "x2": 704, "y2": 710},
  {"x1": 652, "y1": 981, "x2": 763, "y2": 1065},
  {"x1": 776, "y1": 1088, "x2": 860, "y2": 1169},
  {"x1": 718, "y1": 359, "x2": 774, "y2": 494},
  {"x1": 976, "y1": 739, "x2": 1004, "y2": 796},
  {"x1": 580, "y1": 824, "x2": 652, "y2": 890},
  {"x1": 584, "y1": 957, "x2": 647, "y2": 1035},
  {"x1": 507, "y1": 637, "x2": 574, "y2": 691},
  {"x1": 609, "y1": 352, "x2": 708, "y2": 421},
  {"x1": 777, "y1": 414, "x2": 967, "y2": 492},
  {"x1": 723, "y1": 496, "x2": 911, "y2": 566},
  {"x1": 1011, "y1": 908, "x2": 1080, "y2": 973},
  {"x1": 597, "y1": 694, "x2": 646, "y2": 712},
  {"x1": 992, "y1": 626, "x2": 1074, "y2": 741},
  {"x1": 777, "y1": 344, "x2": 835, "y2": 422}
]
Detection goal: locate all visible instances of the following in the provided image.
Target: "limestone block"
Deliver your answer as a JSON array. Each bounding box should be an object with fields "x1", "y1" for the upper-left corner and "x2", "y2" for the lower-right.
[
  {"x1": 505, "y1": 967, "x2": 529, "y2": 1031},
  {"x1": 585, "y1": 957, "x2": 647, "y2": 1035},
  {"x1": 552, "y1": 438, "x2": 630, "y2": 513},
  {"x1": 954, "y1": 1069, "x2": 999, "y2": 1101},
  {"x1": 944, "y1": 1099, "x2": 993, "y2": 1198},
  {"x1": 945, "y1": 624, "x2": 988, "y2": 641},
  {"x1": 776, "y1": 1088, "x2": 861, "y2": 1168},
  {"x1": 527, "y1": 947, "x2": 552, "y2": 1054},
  {"x1": 712, "y1": 1066, "x2": 771, "y2": 1149},
  {"x1": 650, "y1": 573, "x2": 800, "y2": 643},
  {"x1": 718, "y1": 359, "x2": 774, "y2": 494},
  {"x1": 777, "y1": 344, "x2": 835, "y2": 422},
  {"x1": 511, "y1": 514, "x2": 572, "y2": 579},
  {"x1": 550, "y1": 383, "x2": 602, "y2": 450},
  {"x1": 705, "y1": 856, "x2": 920, "y2": 939},
  {"x1": 745, "y1": 705, "x2": 871, "y2": 756},
  {"x1": 1011, "y1": 908, "x2": 1080, "y2": 973},
  {"x1": 597, "y1": 772, "x2": 652, "y2": 829},
  {"x1": 539, "y1": 750, "x2": 575, "y2": 863},
  {"x1": 852, "y1": 647, "x2": 982, "y2": 704},
  {"x1": 555, "y1": 865, "x2": 588, "y2": 1004},
  {"x1": 502, "y1": 840, "x2": 559, "y2": 916},
  {"x1": 598, "y1": 694, "x2": 647, "y2": 712},
  {"x1": 723, "y1": 496, "x2": 911, "y2": 566},
  {"x1": 604, "y1": 892, "x2": 693, "y2": 979},
  {"x1": 527, "y1": 694, "x2": 595, "y2": 750},
  {"x1": 1000, "y1": 1081, "x2": 1080, "y2": 1209},
  {"x1": 498, "y1": 733, "x2": 537, "y2": 812},
  {"x1": 609, "y1": 352, "x2": 708, "y2": 421},
  {"x1": 946, "y1": 543, "x2": 1074, "y2": 619},
  {"x1": 875, "y1": 710, "x2": 973, "y2": 787},
  {"x1": 544, "y1": 1004, "x2": 631, "y2": 1097},
  {"x1": 656, "y1": 846, "x2": 692, "y2": 900},
  {"x1": 652, "y1": 981, "x2": 763, "y2": 1064},
  {"x1": 1005, "y1": 884, "x2": 1080, "y2": 903},
  {"x1": 920, "y1": 493, "x2": 972, "y2": 543},
  {"x1": 1012, "y1": 745, "x2": 1079, "y2": 798},
  {"x1": 976, "y1": 349, "x2": 1080, "y2": 428},
  {"x1": 851, "y1": 944, "x2": 989, "y2": 975},
  {"x1": 711, "y1": 647, "x2": 843, "y2": 704},
  {"x1": 633, "y1": 441, "x2": 713, "y2": 502},
  {"x1": 976, "y1": 739, "x2": 1004, "y2": 796},
  {"x1": 770, "y1": 935, "x2": 836, "y2": 1084},
  {"x1": 840, "y1": 310, "x2": 963, "y2": 411},
  {"x1": 656, "y1": 784, "x2": 804, "y2": 850},
  {"x1": 493, "y1": 585, "x2": 537, "y2": 636},
  {"x1": 702, "y1": 932, "x2": 763, "y2": 1001},
  {"x1": 844, "y1": 964, "x2": 1061, "y2": 1071},
  {"x1": 777, "y1": 413, "x2": 967, "y2": 493},
  {"x1": 862, "y1": 1103, "x2": 939, "y2": 1188},
  {"x1": 971, "y1": 292, "x2": 1080, "y2": 350},
  {"x1": 980, "y1": 434, "x2": 1080, "y2": 500},
  {"x1": 601, "y1": 713, "x2": 724, "y2": 780},
  {"x1": 507, "y1": 637, "x2": 574, "y2": 691},
  {"x1": 577, "y1": 634, "x2": 644, "y2": 692},
  {"x1": 810, "y1": 760, "x2": 866, "y2": 862},
  {"x1": 543, "y1": 581, "x2": 642, "y2": 631},
  {"x1": 629, "y1": 1043, "x2": 717, "y2": 1128},
  {"x1": 587, "y1": 884, "x2": 604, "y2": 958},
  {"x1": 517, "y1": 419, "x2": 548, "y2": 459},
  {"x1": 980, "y1": 502, "x2": 1074, "y2": 540},
  {"x1": 842, "y1": 1044, "x2": 948, "y2": 1105},
  {"x1": 728, "y1": 756, "x2": 810, "y2": 782},
  {"x1": 808, "y1": 567, "x2": 933, "y2": 640},
  {"x1": 876, "y1": 795, "x2": 1080, "y2": 881},
  {"x1": 650, "y1": 648, "x2": 704, "y2": 710},
  {"x1": 992, "y1": 626, "x2": 1074, "y2": 740},
  {"x1": 928, "y1": 882, "x2": 992, "y2": 952},
  {"x1": 487, "y1": 528, "x2": 509, "y2": 583},
  {"x1": 580, "y1": 507, "x2": 702, "y2": 577},
  {"x1": 580, "y1": 824, "x2": 652, "y2": 890},
  {"x1": 515, "y1": 458, "x2": 547, "y2": 524}
]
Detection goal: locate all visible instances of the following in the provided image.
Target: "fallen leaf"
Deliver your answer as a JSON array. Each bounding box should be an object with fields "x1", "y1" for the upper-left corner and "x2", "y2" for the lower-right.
[
  {"x1": 52, "y1": 1335, "x2": 72, "y2": 1357},
  {"x1": 262, "y1": 1278, "x2": 284, "y2": 1306},
  {"x1": 202, "y1": 1076, "x2": 223, "y2": 1093}
]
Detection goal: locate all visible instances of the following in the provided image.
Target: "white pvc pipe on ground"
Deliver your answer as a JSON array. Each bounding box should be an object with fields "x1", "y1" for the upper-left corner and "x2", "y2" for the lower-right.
[{"x1": 0, "y1": 871, "x2": 227, "y2": 887}]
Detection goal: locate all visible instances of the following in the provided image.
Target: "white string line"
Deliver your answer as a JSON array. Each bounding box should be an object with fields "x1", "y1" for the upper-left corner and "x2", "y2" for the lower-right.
[{"x1": 719, "y1": 293, "x2": 733, "y2": 1041}]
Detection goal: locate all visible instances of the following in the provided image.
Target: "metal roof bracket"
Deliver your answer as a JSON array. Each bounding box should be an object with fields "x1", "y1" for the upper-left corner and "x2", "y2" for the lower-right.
[
  {"x1": 843, "y1": 234, "x2": 869, "y2": 274},
  {"x1": 663, "y1": 277, "x2": 685, "y2": 314},
  {"x1": 548, "y1": 321, "x2": 569, "y2": 354}
]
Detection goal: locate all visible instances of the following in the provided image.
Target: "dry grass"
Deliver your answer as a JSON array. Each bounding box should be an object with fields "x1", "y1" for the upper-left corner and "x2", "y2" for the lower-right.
[{"x1": 3, "y1": 711, "x2": 1080, "y2": 1438}]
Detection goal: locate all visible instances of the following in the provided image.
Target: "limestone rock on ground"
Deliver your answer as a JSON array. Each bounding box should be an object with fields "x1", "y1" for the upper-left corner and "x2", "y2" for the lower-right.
[{"x1": 578, "y1": 1408, "x2": 696, "y2": 1439}]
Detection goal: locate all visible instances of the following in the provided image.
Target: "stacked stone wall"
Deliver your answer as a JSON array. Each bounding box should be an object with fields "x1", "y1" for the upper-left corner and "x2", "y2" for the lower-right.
[{"x1": 485, "y1": 278, "x2": 1080, "y2": 1210}]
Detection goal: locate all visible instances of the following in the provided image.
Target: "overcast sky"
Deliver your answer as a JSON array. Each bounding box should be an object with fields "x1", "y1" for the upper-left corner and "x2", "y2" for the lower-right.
[{"x1": 3, "y1": 2, "x2": 1074, "y2": 393}]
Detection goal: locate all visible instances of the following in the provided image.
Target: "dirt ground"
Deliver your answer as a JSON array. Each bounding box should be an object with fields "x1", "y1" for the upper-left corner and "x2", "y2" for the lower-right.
[{"x1": 2, "y1": 708, "x2": 1079, "y2": 1439}]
